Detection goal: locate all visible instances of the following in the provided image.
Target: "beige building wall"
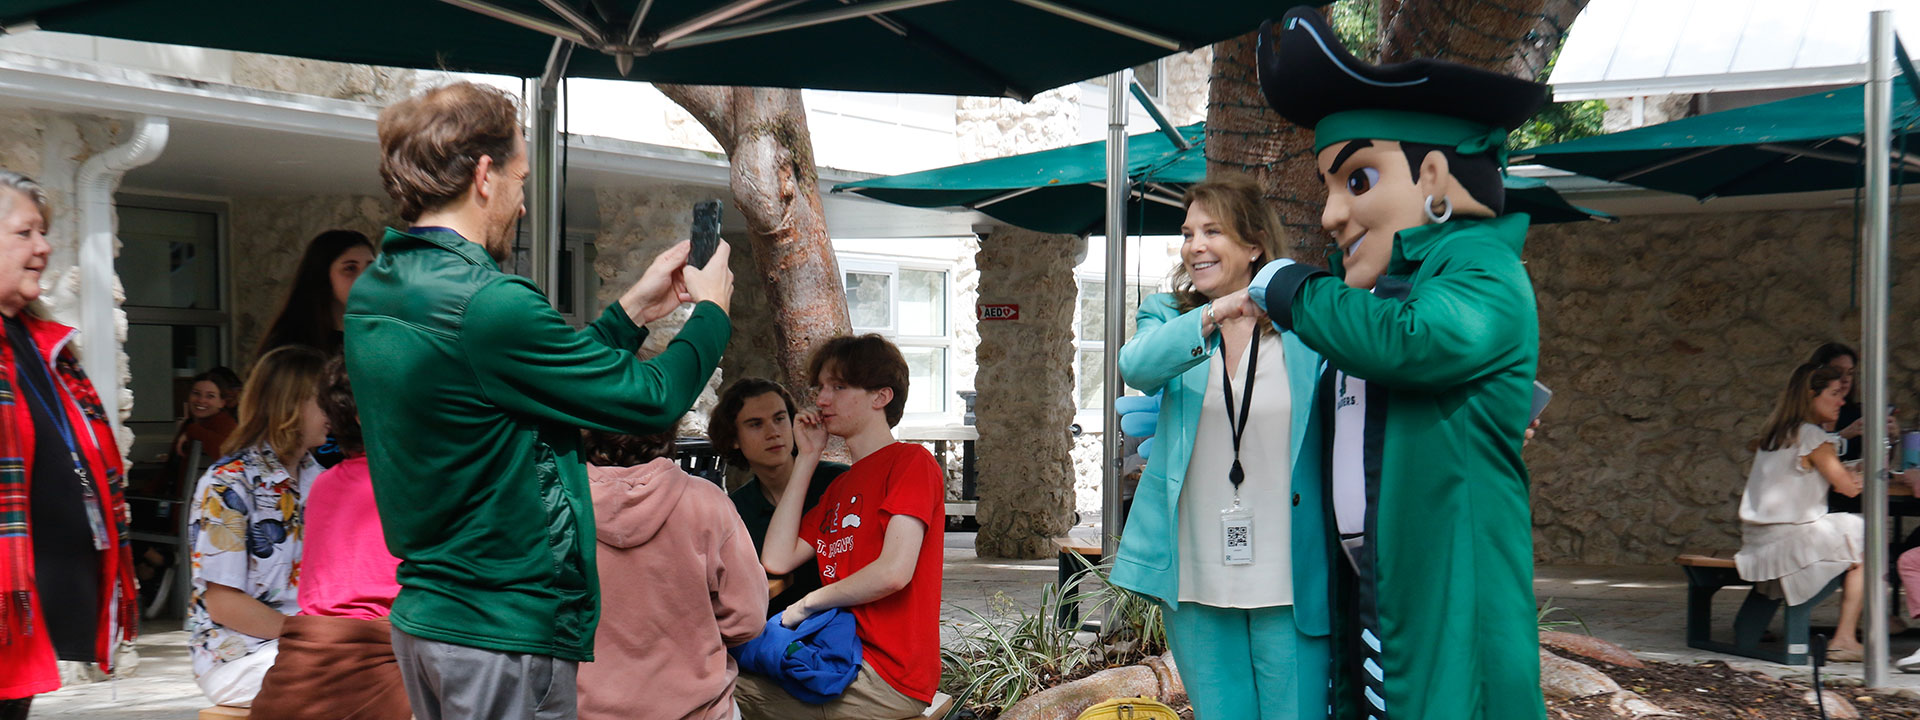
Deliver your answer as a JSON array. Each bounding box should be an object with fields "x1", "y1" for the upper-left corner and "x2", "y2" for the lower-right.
[{"x1": 228, "y1": 195, "x2": 400, "y2": 368}]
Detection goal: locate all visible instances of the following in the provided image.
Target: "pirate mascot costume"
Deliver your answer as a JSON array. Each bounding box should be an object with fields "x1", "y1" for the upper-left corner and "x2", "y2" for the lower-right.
[{"x1": 1212, "y1": 8, "x2": 1550, "y2": 719}]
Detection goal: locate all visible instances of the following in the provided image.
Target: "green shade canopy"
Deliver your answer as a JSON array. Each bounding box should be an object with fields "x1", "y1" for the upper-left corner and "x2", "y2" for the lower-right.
[
  {"x1": 836, "y1": 123, "x2": 1611, "y2": 235},
  {"x1": 1515, "y1": 81, "x2": 1920, "y2": 199},
  {"x1": 3, "y1": 0, "x2": 1321, "y2": 99}
]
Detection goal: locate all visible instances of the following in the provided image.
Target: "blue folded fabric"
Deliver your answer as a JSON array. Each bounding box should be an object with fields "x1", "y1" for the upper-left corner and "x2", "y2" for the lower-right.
[{"x1": 731, "y1": 607, "x2": 863, "y2": 704}]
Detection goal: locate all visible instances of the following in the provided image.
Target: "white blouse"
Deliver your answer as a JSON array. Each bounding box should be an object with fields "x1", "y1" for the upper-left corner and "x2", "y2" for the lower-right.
[
  {"x1": 1178, "y1": 331, "x2": 1294, "y2": 608},
  {"x1": 1739, "y1": 423, "x2": 1840, "y2": 526}
]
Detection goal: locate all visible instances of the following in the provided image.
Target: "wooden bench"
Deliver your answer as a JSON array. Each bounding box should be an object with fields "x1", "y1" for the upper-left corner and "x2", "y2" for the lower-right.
[
  {"x1": 1052, "y1": 537, "x2": 1103, "y2": 632},
  {"x1": 198, "y1": 706, "x2": 249, "y2": 719},
  {"x1": 921, "y1": 691, "x2": 955, "y2": 718},
  {"x1": 1678, "y1": 554, "x2": 1845, "y2": 666}
]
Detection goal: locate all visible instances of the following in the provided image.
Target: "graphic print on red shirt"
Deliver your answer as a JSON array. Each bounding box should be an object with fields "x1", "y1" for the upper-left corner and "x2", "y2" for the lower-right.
[{"x1": 798, "y1": 442, "x2": 945, "y2": 703}]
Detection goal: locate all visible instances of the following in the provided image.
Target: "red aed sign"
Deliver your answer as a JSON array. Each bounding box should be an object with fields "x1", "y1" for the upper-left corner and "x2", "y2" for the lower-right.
[{"x1": 977, "y1": 304, "x2": 1020, "y2": 321}]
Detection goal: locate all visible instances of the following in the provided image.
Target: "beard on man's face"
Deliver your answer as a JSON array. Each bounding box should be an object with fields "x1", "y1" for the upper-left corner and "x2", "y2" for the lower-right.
[{"x1": 484, "y1": 210, "x2": 518, "y2": 264}]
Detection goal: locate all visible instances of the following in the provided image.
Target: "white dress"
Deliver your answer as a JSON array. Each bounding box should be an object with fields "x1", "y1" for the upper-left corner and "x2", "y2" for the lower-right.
[
  {"x1": 1177, "y1": 331, "x2": 1294, "y2": 608},
  {"x1": 1734, "y1": 423, "x2": 1864, "y2": 605}
]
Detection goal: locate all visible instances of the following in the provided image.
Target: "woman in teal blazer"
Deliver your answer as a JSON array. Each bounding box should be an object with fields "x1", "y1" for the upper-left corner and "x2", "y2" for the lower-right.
[{"x1": 1110, "y1": 177, "x2": 1332, "y2": 720}]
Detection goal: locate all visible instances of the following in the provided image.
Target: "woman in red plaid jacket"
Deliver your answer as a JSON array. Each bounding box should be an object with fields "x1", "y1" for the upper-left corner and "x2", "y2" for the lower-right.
[{"x1": 0, "y1": 170, "x2": 138, "y2": 718}]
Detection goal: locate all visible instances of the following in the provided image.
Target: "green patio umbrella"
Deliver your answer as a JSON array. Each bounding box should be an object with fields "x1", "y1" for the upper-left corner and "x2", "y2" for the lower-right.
[
  {"x1": 2, "y1": 0, "x2": 1321, "y2": 100},
  {"x1": 1514, "y1": 81, "x2": 1920, "y2": 199},
  {"x1": 837, "y1": 122, "x2": 1612, "y2": 235}
]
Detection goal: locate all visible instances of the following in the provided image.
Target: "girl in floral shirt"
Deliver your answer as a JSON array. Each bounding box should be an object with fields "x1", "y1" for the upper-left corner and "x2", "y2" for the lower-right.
[{"x1": 187, "y1": 346, "x2": 330, "y2": 707}]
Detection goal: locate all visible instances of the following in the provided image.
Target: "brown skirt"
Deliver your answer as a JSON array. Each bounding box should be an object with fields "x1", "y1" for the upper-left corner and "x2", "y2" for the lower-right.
[{"x1": 251, "y1": 615, "x2": 412, "y2": 720}]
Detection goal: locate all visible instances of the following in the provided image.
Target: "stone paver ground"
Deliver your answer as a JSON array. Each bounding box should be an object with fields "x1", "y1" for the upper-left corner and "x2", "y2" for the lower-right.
[{"x1": 30, "y1": 541, "x2": 1920, "y2": 717}]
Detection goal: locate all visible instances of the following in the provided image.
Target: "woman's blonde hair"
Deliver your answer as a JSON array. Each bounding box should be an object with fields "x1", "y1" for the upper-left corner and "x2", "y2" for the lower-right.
[
  {"x1": 226, "y1": 346, "x2": 329, "y2": 462},
  {"x1": 1172, "y1": 175, "x2": 1289, "y2": 314},
  {"x1": 1753, "y1": 363, "x2": 1848, "y2": 452}
]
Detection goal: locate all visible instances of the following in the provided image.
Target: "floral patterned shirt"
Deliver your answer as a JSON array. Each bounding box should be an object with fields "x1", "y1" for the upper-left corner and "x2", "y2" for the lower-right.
[{"x1": 186, "y1": 443, "x2": 320, "y2": 677}]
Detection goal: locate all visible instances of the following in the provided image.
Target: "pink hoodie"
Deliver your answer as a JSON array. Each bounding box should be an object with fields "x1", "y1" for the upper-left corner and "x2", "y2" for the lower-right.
[{"x1": 577, "y1": 459, "x2": 768, "y2": 720}]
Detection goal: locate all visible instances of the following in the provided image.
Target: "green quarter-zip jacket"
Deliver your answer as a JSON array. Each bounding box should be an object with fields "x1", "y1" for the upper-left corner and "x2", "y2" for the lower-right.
[{"x1": 343, "y1": 226, "x2": 730, "y2": 661}]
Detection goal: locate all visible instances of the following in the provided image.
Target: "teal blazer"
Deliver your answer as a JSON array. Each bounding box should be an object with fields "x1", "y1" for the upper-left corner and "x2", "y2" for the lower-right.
[{"x1": 1109, "y1": 293, "x2": 1331, "y2": 637}]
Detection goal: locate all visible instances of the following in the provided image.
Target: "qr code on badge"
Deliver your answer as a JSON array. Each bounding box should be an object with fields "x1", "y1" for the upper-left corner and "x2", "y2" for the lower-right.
[{"x1": 1226, "y1": 525, "x2": 1250, "y2": 548}]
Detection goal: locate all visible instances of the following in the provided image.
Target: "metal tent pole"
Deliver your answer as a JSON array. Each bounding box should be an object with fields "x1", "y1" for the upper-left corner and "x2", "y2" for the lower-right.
[
  {"x1": 530, "y1": 39, "x2": 572, "y2": 301},
  {"x1": 1865, "y1": 8, "x2": 1895, "y2": 689},
  {"x1": 1102, "y1": 70, "x2": 1129, "y2": 560}
]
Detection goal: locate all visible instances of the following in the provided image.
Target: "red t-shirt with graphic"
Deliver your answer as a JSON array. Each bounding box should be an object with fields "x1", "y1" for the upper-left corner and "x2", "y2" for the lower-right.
[{"x1": 798, "y1": 442, "x2": 945, "y2": 703}]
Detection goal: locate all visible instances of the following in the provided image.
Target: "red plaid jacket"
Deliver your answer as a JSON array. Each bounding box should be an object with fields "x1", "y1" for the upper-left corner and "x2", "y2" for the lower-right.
[{"x1": 0, "y1": 312, "x2": 136, "y2": 700}]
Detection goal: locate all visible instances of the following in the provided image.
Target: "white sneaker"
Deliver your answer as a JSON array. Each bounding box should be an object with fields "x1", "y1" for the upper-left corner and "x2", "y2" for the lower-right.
[{"x1": 1896, "y1": 647, "x2": 1920, "y2": 673}]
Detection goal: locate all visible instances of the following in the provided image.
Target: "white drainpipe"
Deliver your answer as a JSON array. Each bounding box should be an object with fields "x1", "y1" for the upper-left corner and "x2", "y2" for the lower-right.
[{"x1": 76, "y1": 115, "x2": 168, "y2": 437}]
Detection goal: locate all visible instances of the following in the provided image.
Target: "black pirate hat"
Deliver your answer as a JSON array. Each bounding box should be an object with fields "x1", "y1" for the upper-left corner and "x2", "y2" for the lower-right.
[{"x1": 1256, "y1": 7, "x2": 1549, "y2": 160}]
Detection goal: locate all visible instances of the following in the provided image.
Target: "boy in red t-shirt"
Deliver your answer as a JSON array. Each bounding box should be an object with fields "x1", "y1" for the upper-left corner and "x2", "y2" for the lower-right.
[{"x1": 739, "y1": 334, "x2": 945, "y2": 720}]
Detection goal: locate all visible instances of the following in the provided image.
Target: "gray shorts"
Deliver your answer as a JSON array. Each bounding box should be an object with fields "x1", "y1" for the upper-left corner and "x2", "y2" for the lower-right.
[{"x1": 390, "y1": 626, "x2": 578, "y2": 720}]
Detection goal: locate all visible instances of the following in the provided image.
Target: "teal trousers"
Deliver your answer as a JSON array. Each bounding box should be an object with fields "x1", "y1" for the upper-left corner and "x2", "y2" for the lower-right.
[{"x1": 1164, "y1": 602, "x2": 1330, "y2": 720}]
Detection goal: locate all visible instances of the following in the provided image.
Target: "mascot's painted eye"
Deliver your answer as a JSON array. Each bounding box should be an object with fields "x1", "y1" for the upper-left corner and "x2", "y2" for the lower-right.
[{"x1": 1347, "y1": 167, "x2": 1380, "y2": 195}]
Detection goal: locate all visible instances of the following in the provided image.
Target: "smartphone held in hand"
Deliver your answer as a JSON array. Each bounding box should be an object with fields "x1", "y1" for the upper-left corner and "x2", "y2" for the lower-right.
[{"x1": 689, "y1": 199, "x2": 723, "y2": 269}]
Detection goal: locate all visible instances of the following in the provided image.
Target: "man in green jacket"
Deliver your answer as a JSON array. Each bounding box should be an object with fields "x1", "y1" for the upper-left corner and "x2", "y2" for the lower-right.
[
  {"x1": 345, "y1": 82, "x2": 734, "y2": 720},
  {"x1": 1215, "y1": 10, "x2": 1548, "y2": 719}
]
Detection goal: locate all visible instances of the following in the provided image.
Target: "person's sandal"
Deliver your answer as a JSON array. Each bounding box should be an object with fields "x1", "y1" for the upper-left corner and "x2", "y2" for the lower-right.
[{"x1": 1827, "y1": 647, "x2": 1865, "y2": 663}]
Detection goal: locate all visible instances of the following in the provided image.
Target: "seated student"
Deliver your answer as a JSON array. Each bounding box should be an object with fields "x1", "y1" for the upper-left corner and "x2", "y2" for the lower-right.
[
  {"x1": 740, "y1": 335, "x2": 945, "y2": 720},
  {"x1": 250, "y1": 357, "x2": 410, "y2": 720},
  {"x1": 1736, "y1": 362, "x2": 1866, "y2": 661},
  {"x1": 711, "y1": 377, "x2": 849, "y2": 616},
  {"x1": 576, "y1": 426, "x2": 768, "y2": 720},
  {"x1": 175, "y1": 367, "x2": 242, "y2": 459},
  {"x1": 187, "y1": 346, "x2": 331, "y2": 707}
]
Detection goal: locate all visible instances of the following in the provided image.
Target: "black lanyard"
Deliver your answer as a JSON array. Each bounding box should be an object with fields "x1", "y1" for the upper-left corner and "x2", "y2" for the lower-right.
[
  {"x1": 11, "y1": 330, "x2": 109, "y2": 550},
  {"x1": 1220, "y1": 331, "x2": 1259, "y2": 491}
]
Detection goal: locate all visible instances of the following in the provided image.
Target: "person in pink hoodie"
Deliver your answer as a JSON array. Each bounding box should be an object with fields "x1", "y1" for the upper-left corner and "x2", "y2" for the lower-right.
[{"x1": 578, "y1": 427, "x2": 768, "y2": 720}]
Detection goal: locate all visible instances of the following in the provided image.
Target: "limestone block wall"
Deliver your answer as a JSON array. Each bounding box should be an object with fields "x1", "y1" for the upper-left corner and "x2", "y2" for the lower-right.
[
  {"x1": 227, "y1": 195, "x2": 401, "y2": 368},
  {"x1": 229, "y1": 53, "x2": 425, "y2": 105},
  {"x1": 1525, "y1": 207, "x2": 1920, "y2": 564},
  {"x1": 1159, "y1": 48, "x2": 1214, "y2": 127},
  {"x1": 956, "y1": 86, "x2": 1083, "y2": 162},
  {"x1": 974, "y1": 227, "x2": 1081, "y2": 558}
]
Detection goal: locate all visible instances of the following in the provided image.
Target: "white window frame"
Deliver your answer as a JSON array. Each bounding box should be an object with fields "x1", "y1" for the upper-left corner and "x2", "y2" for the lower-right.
[
  {"x1": 1072, "y1": 272, "x2": 1160, "y2": 427},
  {"x1": 837, "y1": 253, "x2": 956, "y2": 422}
]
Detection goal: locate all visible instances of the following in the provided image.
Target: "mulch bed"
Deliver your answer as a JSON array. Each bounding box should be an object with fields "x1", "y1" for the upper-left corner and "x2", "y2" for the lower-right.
[{"x1": 1547, "y1": 647, "x2": 1920, "y2": 719}]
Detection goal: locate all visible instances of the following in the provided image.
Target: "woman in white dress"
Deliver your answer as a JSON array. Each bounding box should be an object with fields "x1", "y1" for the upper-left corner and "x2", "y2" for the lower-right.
[{"x1": 1736, "y1": 362, "x2": 1866, "y2": 660}]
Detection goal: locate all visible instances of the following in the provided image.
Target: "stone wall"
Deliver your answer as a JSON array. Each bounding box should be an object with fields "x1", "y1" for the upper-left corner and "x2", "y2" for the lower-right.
[
  {"x1": 1525, "y1": 207, "x2": 1916, "y2": 564},
  {"x1": 956, "y1": 86, "x2": 1083, "y2": 162},
  {"x1": 1602, "y1": 94, "x2": 1694, "y2": 132},
  {"x1": 974, "y1": 227, "x2": 1082, "y2": 558},
  {"x1": 229, "y1": 53, "x2": 424, "y2": 105},
  {"x1": 1159, "y1": 48, "x2": 1213, "y2": 127},
  {"x1": 227, "y1": 195, "x2": 400, "y2": 368}
]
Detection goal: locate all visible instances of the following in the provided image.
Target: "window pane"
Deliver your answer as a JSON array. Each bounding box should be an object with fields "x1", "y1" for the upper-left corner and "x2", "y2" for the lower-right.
[
  {"x1": 126, "y1": 323, "x2": 223, "y2": 425},
  {"x1": 1077, "y1": 350, "x2": 1104, "y2": 409},
  {"x1": 901, "y1": 346, "x2": 946, "y2": 414},
  {"x1": 117, "y1": 206, "x2": 220, "y2": 310},
  {"x1": 898, "y1": 269, "x2": 945, "y2": 337},
  {"x1": 1133, "y1": 61, "x2": 1161, "y2": 97},
  {"x1": 1079, "y1": 281, "x2": 1105, "y2": 342},
  {"x1": 845, "y1": 271, "x2": 893, "y2": 330}
]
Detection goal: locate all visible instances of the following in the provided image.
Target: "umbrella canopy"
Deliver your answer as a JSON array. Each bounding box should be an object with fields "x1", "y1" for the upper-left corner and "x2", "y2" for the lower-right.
[
  {"x1": 2, "y1": 0, "x2": 1320, "y2": 99},
  {"x1": 836, "y1": 123, "x2": 1612, "y2": 235},
  {"x1": 1515, "y1": 81, "x2": 1920, "y2": 199}
]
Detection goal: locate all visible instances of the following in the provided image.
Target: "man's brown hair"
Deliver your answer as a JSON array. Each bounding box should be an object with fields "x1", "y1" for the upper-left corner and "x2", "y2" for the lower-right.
[
  {"x1": 377, "y1": 82, "x2": 521, "y2": 222},
  {"x1": 805, "y1": 334, "x2": 910, "y2": 428}
]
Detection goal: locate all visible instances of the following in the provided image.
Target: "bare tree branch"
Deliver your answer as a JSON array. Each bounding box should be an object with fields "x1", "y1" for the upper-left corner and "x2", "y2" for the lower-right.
[{"x1": 655, "y1": 83, "x2": 737, "y2": 148}]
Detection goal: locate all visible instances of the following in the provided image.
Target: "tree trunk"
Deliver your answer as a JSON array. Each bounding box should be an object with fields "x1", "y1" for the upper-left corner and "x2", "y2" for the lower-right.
[
  {"x1": 1205, "y1": 0, "x2": 1591, "y2": 252},
  {"x1": 1204, "y1": 31, "x2": 1325, "y2": 259},
  {"x1": 656, "y1": 84, "x2": 851, "y2": 392}
]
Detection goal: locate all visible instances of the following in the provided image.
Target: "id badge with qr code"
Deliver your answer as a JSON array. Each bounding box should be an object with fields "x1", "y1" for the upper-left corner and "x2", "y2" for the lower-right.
[{"x1": 1220, "y1": 506, "x2": 1253, "y2": 565}]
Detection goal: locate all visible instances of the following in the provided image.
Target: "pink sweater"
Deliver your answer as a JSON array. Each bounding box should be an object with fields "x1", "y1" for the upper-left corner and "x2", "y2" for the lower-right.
[
  {"x1": 298, "y1": 456, "x2": 402, "y2": 620},
  {"x1": 577, "y1": 459, "x2": 767, "y2": 720}
]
